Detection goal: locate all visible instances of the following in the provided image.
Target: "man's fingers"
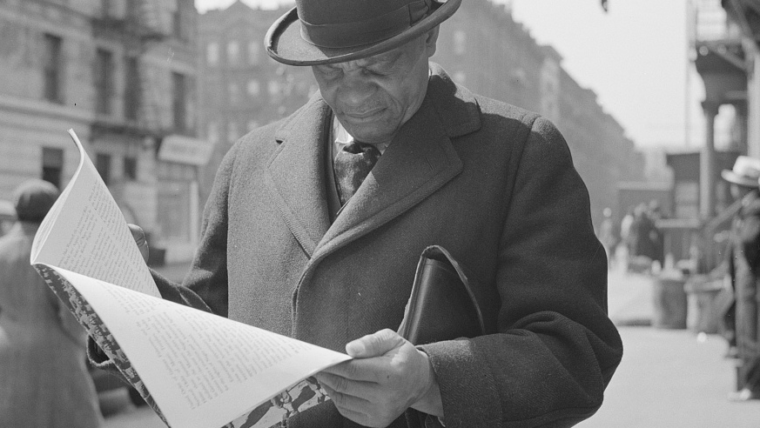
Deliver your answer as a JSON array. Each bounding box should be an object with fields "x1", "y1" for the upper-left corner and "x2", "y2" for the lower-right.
[
  {"x1": 346, "y1": 328, "x2": 404, "y2": 358},
  {"x1": 316, "y1": 372, "x2": 376, "y2": 396},
  {"x1": 128, "y1": 224, "x2": 149, "y2": 262},
  {"x1": 320, "y1": 359, "x2": 381, "y2": 382},
  {"x1": 129, "y1": 224, "x2": 146, "y2": 245},
  {"x1": 319, "y1": 381, "x2": 376, "y2": 427}
]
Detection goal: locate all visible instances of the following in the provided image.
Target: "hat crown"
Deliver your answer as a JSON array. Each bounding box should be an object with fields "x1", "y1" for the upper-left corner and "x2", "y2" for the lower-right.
[
  {"x1": 732, "y1": 156, "x2": 760, "y2": 181},
  {"x1": 296, "y1": 0, "x2": 432, "y2": 49},
  {"x1": 12, "y1": 179, "x2": 59, "y2": 223},
  {"x1": 298, "y1": 0, "x2": 419, "y2": 25}
]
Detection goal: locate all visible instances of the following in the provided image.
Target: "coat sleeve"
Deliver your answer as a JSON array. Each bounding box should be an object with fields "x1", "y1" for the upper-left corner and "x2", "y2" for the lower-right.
[{"x1": 419, "y1": 117, "x2": 623, "y2": 427}]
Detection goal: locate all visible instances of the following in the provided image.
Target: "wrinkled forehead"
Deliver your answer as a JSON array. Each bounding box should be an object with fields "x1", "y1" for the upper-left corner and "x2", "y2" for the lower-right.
[{"x1": 318, "y1": 35, "x2": 424, "y2": 70}]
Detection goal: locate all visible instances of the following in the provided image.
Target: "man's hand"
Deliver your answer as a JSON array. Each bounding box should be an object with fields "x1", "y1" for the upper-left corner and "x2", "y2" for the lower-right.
[
  {"x1": 316, "y1": 329, "x2": 442, "y2": 427},
  {"x1": 128, "y1": 224, "x2": 149, "y2": 263}
]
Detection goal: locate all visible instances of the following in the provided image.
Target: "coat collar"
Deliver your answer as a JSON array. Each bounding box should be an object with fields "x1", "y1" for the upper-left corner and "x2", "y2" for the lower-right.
[{"x1": 267, "y1": 64, "x2": 481, "y2": 258}]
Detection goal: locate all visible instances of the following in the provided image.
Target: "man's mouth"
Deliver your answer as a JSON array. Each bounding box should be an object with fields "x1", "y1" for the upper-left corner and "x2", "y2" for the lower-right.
[{"x1": 343, "y1": 108, "x2": 385, "y2": 122}]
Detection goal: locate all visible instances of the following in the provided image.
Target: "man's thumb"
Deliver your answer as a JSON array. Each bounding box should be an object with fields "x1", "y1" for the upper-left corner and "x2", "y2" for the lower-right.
[{"x1": 345, "y1": 328, "x2": 404, "y2": 358}]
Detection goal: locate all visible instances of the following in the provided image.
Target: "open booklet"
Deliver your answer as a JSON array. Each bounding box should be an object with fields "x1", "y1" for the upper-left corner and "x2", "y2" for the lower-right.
[{"x1": 30, "y1": 130, "x2": 351, "y2": 428}]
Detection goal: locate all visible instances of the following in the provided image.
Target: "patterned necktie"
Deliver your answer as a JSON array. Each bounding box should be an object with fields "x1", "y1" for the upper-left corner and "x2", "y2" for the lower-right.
[{"x1": 334, "y1": 141, "x2": 381, "y2": 205}]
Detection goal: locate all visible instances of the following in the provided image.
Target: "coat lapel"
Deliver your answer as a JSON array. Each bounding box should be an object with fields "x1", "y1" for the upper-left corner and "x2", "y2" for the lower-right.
[
  {"x1": 312, "y1": 65, "x2": 481, "y2": 259},
  {"x1": 265, "y1": 97, "x2": 333, "y2": 257}
]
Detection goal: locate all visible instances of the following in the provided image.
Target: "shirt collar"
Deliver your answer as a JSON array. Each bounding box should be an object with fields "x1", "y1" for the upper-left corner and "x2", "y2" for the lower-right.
[{"x1": 332, "y1": 116, "x2": 389, "y2": 156}]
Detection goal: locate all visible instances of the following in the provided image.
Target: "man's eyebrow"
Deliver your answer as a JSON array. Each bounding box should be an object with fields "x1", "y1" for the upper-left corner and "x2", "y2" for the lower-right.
[{"x1": 366, "y1": 50, "x2": 403, "y2": 66}]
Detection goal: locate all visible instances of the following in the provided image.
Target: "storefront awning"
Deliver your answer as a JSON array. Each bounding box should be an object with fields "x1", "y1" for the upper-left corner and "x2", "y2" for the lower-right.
[{"x1": 158, "y1": 135, "x2": 214, "y2": 166}]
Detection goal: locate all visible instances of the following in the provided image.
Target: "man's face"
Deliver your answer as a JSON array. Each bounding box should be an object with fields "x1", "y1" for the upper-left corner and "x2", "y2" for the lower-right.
[{"x1": 311, "y1": 30, "x2": 438, "y2": 145}]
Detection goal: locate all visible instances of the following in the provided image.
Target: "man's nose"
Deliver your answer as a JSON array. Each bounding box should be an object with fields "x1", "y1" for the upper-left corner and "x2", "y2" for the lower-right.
[{"x1": 339, "y1": 74, "x2": 376, "y2": 108}]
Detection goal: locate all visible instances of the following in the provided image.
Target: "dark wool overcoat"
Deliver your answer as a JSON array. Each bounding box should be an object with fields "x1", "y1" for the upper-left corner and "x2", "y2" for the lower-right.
[
  {"x1": 156, "y1": 64, "x2": 623, "y2": 428},
  {"x1": 728, "y1": 191, "x2": 760, "y2": 391}
]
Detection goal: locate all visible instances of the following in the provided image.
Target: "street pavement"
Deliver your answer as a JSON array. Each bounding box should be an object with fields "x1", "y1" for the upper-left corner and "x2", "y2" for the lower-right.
[{"x1": 101, "y1": 262, "x2": 760, "y2": 428}]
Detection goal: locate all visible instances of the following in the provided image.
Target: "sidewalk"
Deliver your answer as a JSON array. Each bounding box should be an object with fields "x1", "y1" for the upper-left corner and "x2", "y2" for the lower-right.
[{"x1": 103, "y1": 265, "x2": 760, "y2": 428}]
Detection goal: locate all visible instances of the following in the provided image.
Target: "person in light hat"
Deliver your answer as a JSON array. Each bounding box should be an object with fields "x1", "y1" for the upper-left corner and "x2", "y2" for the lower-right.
[
  {"x1": 106, "y1": 0, "x2": 623, "y2": 426},
  {"x1": 721, "y1": 156, "x2": 760, "y2": 401}
]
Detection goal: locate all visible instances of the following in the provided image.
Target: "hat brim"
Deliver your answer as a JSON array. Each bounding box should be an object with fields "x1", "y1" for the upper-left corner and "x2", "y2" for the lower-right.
[
  {"x1": 265, "y1": 0, "x2": 462, "y2": 66},
  {"x1": 721, "y1": 170, "x2": 759, "y2": 187}
]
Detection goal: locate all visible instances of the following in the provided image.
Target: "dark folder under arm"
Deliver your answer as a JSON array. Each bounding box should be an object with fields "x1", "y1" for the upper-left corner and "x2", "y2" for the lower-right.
[{"x1": 398, "y1": 245, "x2": 486, "y2": 345}]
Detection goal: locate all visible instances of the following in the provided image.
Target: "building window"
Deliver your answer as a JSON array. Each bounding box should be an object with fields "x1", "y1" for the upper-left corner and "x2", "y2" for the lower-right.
[
  {"x1": 453, "y1": 30, "x2": 466, "y2": 55},
  {"x1": 124, "y1": 56, "x2": 140, "y2": 121},
  {"x1": 124, "y1": 156, "x2": 137, "y2": 181},
  {"x1": 228, "y1": 82, "x2": 239, "y2": 105},
  {"x1": 172, "y1": 72, "x2": 186, "y2": 132},
  {"x1": 172, "y1": 5, "x2": 183, "y2": 39},
  {"x1": 96, "y1": 153, "x2": 112, "y2": 186},
  {"x1": 248, "y1": 42, "x2": 260, "y2": 65},
  {"x1": 227, "y1": 121, "x2": 239, "y2": 143},
  {"x1": 227, "y1": 41, "x2": 240, "y2": 64},
  {"x1": 207, "y1": 121, "x2": 219, "y2": 144},
  {"x1": 95, "y1": 48, "x2": 114, "y2": 115},
  {"x1": 41, "y1": 147, "x2": 64, "y2": 189},
  {"x1": 101, "y1": 0, "x2": 112, "y2": 18},
  {"x1": 125, "y1": 0, "x2": 139, "y2": 20},
  {"x1": 43, "y1": 34, "x2": 63, "y2": 103},
  {"x1": 268, "y1": 80, "x2": 281, "y2": 100},
  {"x1": 247, "y1": 79, "x2": 260, "y2": 97},
  {"x1": 207, "y1": 42, "x2": 219, "y2": 66}
]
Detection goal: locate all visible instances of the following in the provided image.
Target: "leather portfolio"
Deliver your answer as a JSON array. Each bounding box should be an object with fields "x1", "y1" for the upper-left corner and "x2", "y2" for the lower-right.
[{"x1": 397, "y1": 245, "x2": 486, "y2": 345}]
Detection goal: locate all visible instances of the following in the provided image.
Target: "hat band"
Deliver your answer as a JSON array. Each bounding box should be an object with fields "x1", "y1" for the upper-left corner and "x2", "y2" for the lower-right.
[{"x1": 300, "y1": 0, "x2": 430, "y2": 49}]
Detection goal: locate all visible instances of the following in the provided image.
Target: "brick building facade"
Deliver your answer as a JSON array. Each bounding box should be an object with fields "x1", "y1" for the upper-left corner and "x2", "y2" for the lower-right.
[
  {"x1": 432, "y1": 1, "x2": 645, "y2": 226},
  {"x1": 0, "y1": 0, "x2": 203, "y2": 262}
]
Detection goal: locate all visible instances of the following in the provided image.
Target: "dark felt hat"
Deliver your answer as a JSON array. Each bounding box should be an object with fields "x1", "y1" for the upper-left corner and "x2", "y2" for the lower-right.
[
  {"x1": 13, "y1": 179, "x2": 59, "y2": 223},
  {"x1": 266, "y1": 0, "x2": 462, "y2": 66}
]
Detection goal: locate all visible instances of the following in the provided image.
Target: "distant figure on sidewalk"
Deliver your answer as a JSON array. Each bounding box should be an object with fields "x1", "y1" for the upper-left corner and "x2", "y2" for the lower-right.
[
  {"x1": 627, "y1": 203, "x2": 658, "y2": 273},
  {"x1": 0, "y1": 179, "x2": 102, "y2": 427},
  {"x1": 721, "y1": 156, "x2": 760, "y2": 401},
  {"x1": 646, "y1": 200, "x2": 665, "y2": 271},
  {"x1": 598, "y1": 207, "x2": 617, "y2": 269},
  {"x1": 619, "y1": 207, "x2": 635, "y2": 270}
]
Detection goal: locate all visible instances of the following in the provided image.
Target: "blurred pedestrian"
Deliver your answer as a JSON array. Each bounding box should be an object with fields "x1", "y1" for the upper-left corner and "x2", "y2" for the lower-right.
[
  {"x1": 647, "y1": 200, "x2": 665, "y2": 271},
  {"x1": 598, "y1": 207, "x2": 617, "y2": 269},
  {"x1": 0, "y1": 179, "x2": 102, "y2": 427},
  {"x1": 620, "y1": 207, "x2": 634, "y2": 270},
  {"x1": 627, "y1": 203, "x2": 657, "y2": 273},
  {"x1": 720, "y1": 156, "x2": 760, "y2": 401}
]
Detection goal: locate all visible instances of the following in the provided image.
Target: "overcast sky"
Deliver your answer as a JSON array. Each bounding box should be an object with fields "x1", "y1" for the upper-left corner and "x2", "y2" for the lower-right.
[{"x1": 195, "y1": 0, "x2": 711, "y2": 149}]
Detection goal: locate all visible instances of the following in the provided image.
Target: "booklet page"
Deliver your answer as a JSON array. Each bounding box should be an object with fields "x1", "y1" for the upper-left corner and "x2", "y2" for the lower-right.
[
  {"x1": 31, "y1": 129, "x2": 159, "y2": 297},
  {"x1": 48, "y1": 267, "x2": 350, "y2": 428}
]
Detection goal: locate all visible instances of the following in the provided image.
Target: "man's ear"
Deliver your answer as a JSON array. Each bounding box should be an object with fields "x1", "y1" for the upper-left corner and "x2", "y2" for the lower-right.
[{"x1": 425, "y1": 26, "x2": 440, "y2": 58}]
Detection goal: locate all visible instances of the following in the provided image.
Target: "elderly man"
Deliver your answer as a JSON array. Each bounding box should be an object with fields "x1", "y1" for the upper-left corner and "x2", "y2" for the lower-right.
[{"x1": 123, "y1": 0, "x2": 622, "y2": 426}]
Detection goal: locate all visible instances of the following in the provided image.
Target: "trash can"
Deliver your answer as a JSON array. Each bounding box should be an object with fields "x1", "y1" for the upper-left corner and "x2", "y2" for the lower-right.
[
  {"x1": 652, "y1": 272, "x2": 687, "y2": 329},
  {"x1": 684, "y1": 275, "x2": 723, "y2": 334}
]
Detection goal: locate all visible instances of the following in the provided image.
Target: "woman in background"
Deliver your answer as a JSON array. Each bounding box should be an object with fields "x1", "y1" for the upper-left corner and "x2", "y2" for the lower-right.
[{"x1": 0, "y1": 179, "x2": 102, "y2": 427}]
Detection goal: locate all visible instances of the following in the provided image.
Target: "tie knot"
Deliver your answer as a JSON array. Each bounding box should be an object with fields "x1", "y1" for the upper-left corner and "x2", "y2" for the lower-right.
[
  {"x1": 343, "y1": 140, "x2": 381, "y2": 156},
  {"x1": 334, "y1": 141, "x2": 382, "y2": 206}
]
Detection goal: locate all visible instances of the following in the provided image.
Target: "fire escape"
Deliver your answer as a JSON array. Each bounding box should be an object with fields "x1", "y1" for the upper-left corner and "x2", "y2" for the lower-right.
[
  {"x1": 90, "y1": 0, "x2": 169, "y2": 141},
  {"x1": 690, "y1": 0, "x2": 760, "y2": 272},
  {"x1": 691, "y1": 0, "x2": 747, "y2": 221}
]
